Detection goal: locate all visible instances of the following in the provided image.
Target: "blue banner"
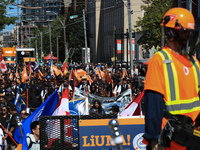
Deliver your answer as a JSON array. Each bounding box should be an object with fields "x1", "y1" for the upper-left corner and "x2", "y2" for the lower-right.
[{"x1": 79, "y1": 118, "x2": 145, "y2": 150}]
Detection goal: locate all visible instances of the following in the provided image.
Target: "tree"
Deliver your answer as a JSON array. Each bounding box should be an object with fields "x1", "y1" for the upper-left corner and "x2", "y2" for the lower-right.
[
  {"x1": 66, "y1": 1, "x2": 85, "y2": 63},
  {"x1": 0, "y1": 0, "x2": 17, "y2": 31},
  {"x1": 135, "y1": 0, "x2": 173, "y2": 50},
  {"x1": 32, "y1": 1, "x2": 85, "y2": 63}
]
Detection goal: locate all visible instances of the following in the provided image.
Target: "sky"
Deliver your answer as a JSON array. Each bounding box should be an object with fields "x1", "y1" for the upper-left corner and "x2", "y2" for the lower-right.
[{"x1": 2, "y1": 0, "x2": 22, "y2": 33}]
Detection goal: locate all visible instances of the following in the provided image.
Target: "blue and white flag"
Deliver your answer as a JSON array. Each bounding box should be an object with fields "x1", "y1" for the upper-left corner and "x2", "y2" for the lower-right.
[
  {"x1": 14, "y1": 85, "x2": 20, "y2": 105},
  {"x1": 14, "y1": 85, "x2": 26, "y2": 114},
  {"x1": 14, "y1": 90, "x2": 59, "y2": 150},
  {"x1": 15, "y1": 96, "x2": 27, "y2": 114},
  {"x1": 49, "y1": 54, "x2": 53, "y2": 71},
  {"x1": 34, "y1": 59, "x2": 39, "y2": 72},
  {"x1": 69, "y1": 98, "x2": 86, "y2": 115}
]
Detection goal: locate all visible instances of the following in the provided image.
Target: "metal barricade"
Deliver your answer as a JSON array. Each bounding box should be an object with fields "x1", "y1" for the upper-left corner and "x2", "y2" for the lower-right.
[{"x1": 39, "y1": 114, "x2": 117, "y2": 150}]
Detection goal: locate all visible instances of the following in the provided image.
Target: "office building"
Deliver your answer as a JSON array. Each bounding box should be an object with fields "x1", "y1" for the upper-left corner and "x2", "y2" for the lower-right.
[
  {"x1": 20, "y1": 0, "x2": 72, "y2": 46},
  {"x1": 87, "y1": 0, "x2": 145, "y2": 63}
]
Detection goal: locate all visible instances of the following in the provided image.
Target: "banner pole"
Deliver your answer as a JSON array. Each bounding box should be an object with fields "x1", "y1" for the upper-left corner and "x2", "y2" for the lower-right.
[
  {"x1": 26, "y1": 89, "x2": 28, "y2": 108},
  {"x1": 0, "y1": 123, "x2": 18, "y2": 146}
]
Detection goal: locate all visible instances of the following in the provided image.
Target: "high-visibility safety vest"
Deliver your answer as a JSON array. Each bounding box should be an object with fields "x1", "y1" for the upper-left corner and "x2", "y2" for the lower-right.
[
  {"x1": 157, "y1": 48, "x2": 200, "y2": 150},
  {"x1": 157, "y1": 49, "x2": 200, "y2": 116}
]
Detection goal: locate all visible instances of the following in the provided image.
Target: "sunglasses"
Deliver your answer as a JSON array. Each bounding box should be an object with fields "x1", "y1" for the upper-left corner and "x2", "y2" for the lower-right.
[{"x1": 2, "y1": 109, "x2": 6, "y2": 111}]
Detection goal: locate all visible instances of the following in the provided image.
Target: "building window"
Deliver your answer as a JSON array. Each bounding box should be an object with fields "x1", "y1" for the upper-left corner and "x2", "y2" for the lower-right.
[
  {"x1": 26, "y1": 15, "x2": 32, "y2": 20},
  {"x1": 26, "y1": 9, "x2": 31, "y2": 14}
]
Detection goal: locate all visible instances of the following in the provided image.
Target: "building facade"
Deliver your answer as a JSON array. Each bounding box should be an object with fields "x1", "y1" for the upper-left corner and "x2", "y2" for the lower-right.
[
  {"x1": 20, "y1": 0, "x2": 72, "y2": 47},
  {"x1": 87, "y1": 0, "x2": 144, "y2": 63}
]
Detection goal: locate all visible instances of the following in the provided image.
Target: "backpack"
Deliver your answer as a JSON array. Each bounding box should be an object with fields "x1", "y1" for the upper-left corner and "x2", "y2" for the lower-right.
[{"x1": 27, "y1": 136, "x2": 37, "y2": 149}]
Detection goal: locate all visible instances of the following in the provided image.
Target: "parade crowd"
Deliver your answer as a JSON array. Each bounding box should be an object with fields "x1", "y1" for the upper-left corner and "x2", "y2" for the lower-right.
[{"x1": 0, "y1": 61, "x2": 146, "y2": 150}]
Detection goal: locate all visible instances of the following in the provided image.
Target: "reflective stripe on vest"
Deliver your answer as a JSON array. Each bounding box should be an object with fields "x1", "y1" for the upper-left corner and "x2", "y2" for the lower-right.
[
  {"x1": 184, "y1": 52, "x2": 200, "y2": 94},
  {"x1": 158, "y1": 49, "x2": 200, "y2": 115}
]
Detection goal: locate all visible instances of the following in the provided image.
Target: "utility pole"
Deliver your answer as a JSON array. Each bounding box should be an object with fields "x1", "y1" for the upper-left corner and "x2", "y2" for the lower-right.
[
  {"x1": 161, "y1": 26, "x2": 165, "y2": 48},
  {"x1": 41, "y1": 32, "x2": 43, "y2": 62},
  {"x1": 49, "y1": 24, "x2": 52, "y2": 56},
  {"x1": 83, "y1": 9, "x2": 88, "y2": 65},
  {"x1": 35, "y1": 36, "x2": 38, "y2": 59},
  {"x1": 29, "y1": 38, "x2": 31, "y2": 48},
  {"x1": 189, "y1": 0, "x2": 192, "y2": 12},
  {"x1": 63, "y1": 20, "x2": 67, "y2": 61},
  {"x1": 57, "y1": 36, "x2": 61, "y2": 64},
  {"x1": 127, "y1": 0, "x2": 133, "y2": 76},
  {"x1": 17, "y1": 0, "x2": 19, "y2": 47}
]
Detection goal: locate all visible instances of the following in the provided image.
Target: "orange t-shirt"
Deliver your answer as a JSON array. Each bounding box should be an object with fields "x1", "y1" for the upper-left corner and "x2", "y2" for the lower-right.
[{"x1": 144, "y1": 46, "x2": 200, "y2": 150}]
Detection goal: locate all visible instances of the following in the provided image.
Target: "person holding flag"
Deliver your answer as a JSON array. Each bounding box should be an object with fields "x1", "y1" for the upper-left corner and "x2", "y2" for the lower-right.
[{"x1": 0, "y1": 54, "x2": 7, "y2": 73}]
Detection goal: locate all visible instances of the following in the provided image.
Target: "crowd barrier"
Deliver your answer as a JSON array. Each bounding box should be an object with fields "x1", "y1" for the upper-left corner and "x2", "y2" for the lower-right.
[{"x1": 39, "y1": 114, "x2": 117, "y2": 150}]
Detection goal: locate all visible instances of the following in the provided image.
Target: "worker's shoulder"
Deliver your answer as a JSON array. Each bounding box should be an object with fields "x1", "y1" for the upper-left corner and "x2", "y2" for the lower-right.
[{"x1": 148, "y1": 50, "x2": 164, "y2": 64}]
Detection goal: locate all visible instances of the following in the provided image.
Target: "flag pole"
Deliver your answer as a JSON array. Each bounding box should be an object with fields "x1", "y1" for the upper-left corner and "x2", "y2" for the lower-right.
[
  {"x1": 26, "y1": 89, "x2": 28, "y2": 108},
  {"x1": 0, "y1": 123, "x2": 18, "y2": 146},
  {"x1": 0, "y1": 54, "x2": 2, "y2": 78},
  {"x1": 86, "y1": 86, "x2": 89, "y2": 115}
]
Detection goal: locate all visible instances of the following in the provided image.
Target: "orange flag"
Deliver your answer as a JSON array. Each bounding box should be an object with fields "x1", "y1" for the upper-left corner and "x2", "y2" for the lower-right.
[
  {"x1": 64, "y1": 67, "x2": 68, "y2": 75},
  {"x1": 69, "y1": 69, "x2": 81, "y2": 84},
  {"x1": 76, "y1": 69, "x2": 87, "y2": 77},
  {"x1": 52, "y1": 65, "x2": 61, "y2": 76},
  {"x1": 9, "y1": 73, "x2": 14, "y2": 81},
  {"x1": 21, "y1": 67, "x2": 28, "y2": 83},
  {"x1": 104, "y1": 68, "x2": 113, "y2": 84},
  {"x1": 95, "y1": 68, "x2": 105, "y2": 79},
  {"x1": 122, "y1": 68, "x2": 128, "y2": 79},
  {"x1": 16, "y1": 69, "x2": 20, "y2": 79},
  {"x1": 84, "y1": 74, "x2": 93, "y2": 84}
]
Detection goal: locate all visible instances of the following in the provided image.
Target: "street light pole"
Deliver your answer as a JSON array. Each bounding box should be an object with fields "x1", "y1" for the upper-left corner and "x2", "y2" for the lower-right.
[
  {"x1": 17, "y1": 0, "x2": 19, "y2": 47},
  {"x1": 46, "y1": 11, "x2": 67, "y2": 60},
  {"x1": 57, "y1": 36, "x2": 61, "y2": 64},
  {"x1": 63, "y1": 20, "x2": 67, "y2": 61},
  {"x1": 41, "y1": 32, "x2": 43, "y2": 62},
  {"x1": 127, "y1": 0, "x2": 134, "y2": 76},
  {"x1": 83, "y1": 9, "x2": 88, "y2": 65},
  {"x1": 35, "y1": 36, "x2": 38, "y2": 59},
  {"x1": 49, "y1": 24, "x2": 52, "y2": 56}
]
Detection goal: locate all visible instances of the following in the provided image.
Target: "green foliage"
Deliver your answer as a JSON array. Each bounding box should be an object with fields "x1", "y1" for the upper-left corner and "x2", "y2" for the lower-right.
[
  {"x1": 66, "y1": 2, "x2": 85, "y2": 63},
  {"x1": 33, "y1": 1, "x2": 85, "y2": 63},
  {"x1": 135, "y1": 0, "x2": 173, "y2": 49},
  {"x1": 0, "y1": 0, "x2": 17, "y2": 31}
]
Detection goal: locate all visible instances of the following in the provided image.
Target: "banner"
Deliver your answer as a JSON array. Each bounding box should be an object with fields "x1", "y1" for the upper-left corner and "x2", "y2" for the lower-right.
[
  {"x1": 79, "y1": 118, "x2": 145, "y2": 150},
  {"x1": 73, "y1": 87, "x2": 132, "y2": 114}
]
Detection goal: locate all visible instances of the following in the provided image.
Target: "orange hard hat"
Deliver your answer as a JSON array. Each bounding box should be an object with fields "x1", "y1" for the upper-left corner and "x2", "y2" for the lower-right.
[{"x1": 161, "y1": 7, "x2": 195, "y2": 30}]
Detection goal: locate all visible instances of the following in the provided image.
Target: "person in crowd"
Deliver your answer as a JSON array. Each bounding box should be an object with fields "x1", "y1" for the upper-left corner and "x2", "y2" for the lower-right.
[
  {"x1": 79, "y1": 77, "x2": 90, "y2": 92},
  {"x1": 3, "y1": 104, "x2": 20, "y2": 150},
  {"x1": 0, "y1": 94, "x2": 7, "y2": 108},
  {"x1": 113, "y1": 79, "x2": 122, "y2": 96},
  {"x1": 121, "y1": 78, "x2": 130, "y2": 93},
  {"x1": 0, "y1": 127, "x2": 6, "y2": 150},
  {"x1": 111, "y1": 104, "x2": 119, "y2": 115},
  {"x1": 100, "y1": 78, "x2": 112, "y2": 97},
  {"x1": 20, "y1": 109, "x2": 30, "y2": 121},
  {"x1": 26, "y1": 121, "x2": 40, "y2": 150},
  {"x1": 41, "y1": 84, "x2": 49, "y2": 103},
  {"x1": 89, "y1": 84, "x2": 97, "y2": 95},
  {"x1": 58, "y1": 78, "x2": 69, "y2": 99},
  {"x1": 89, "y1": 100, "x2": 105, "y2": 115},
  {"x1": 0, "y1": 105, "x2": 10, "y2": 149}
]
